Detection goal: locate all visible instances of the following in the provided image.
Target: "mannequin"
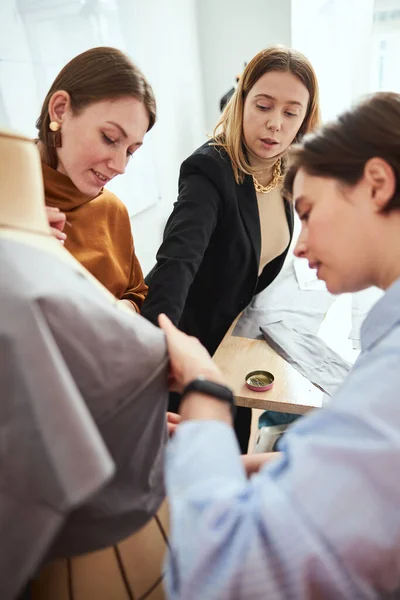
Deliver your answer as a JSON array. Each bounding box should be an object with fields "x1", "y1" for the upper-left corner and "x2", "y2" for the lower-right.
[{"x1": 0, "y1": 130, "x2": 169, "y2": 600}]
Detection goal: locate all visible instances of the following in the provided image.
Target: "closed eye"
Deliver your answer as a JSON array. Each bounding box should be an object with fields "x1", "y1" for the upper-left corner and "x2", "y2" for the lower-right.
[
  {"x1": 256, "y1": 104, "x2": 271, "y2": 111},
  {"x1": 102, "y1": 132, "x2": 116, "y2": 145},
  {"x1": 127, "y1": 144, "x2": 142, "y2": 158},
  {"x1": 103, "y1": 130, "x2": 142, "y2": 159},
  {"x1": 285, "y1": 111, "x2": 298, "y2": 117}
]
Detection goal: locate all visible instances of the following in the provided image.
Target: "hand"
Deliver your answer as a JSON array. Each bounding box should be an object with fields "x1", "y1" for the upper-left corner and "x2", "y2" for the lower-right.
[
  {"x1": 119, "y1": 299, "x2": 138, "y2": 312},
  {"x1": 167, "y1": 412, "x2": 181, "y2": 437},
  {"x1": 46, "y1": 206, "x2": 67, "y2": 243},
  {"x1": 158, "y1": 313, "x2": 224, "y2": 393},
  {"x1": 241, "y1": 452, "x2": 282, "y2": 477},
  {"x1": 159, "y1": 314, "x2": 232, "y2": 425}
]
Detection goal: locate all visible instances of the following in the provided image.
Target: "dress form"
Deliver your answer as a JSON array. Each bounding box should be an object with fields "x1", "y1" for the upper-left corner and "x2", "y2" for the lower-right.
[
  {"x1": 0, "y1": 129, "x2": 169, "y2": 600},
  {"x1": 0, "y1": 130, "x2": 49, "y2": 234}
]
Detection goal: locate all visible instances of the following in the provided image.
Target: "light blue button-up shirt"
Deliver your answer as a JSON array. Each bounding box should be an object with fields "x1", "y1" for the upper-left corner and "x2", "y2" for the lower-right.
[{"x1": 165, "y1": 278, "x2": 400, "y2": 599}]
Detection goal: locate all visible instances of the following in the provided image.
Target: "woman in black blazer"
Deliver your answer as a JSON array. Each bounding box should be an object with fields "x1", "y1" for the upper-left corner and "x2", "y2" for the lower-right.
[{"x1": 142, "y1": 46, "x2": 321, "y2": 452}]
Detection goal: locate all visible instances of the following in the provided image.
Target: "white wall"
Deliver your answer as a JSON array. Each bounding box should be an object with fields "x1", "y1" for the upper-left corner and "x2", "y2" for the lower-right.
[
  {"x1": 196, "y1": 0, "x2": 292, "y2": 132},
  {"x1": 125, "y1": 0, "x2": 207, "y2": 272}
]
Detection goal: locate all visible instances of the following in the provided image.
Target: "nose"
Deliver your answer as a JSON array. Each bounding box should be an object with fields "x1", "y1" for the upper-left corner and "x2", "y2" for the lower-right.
[
  {"x1": 266, "y1": 110, "x2": 282, "y2": 132},
  {"x1": 294, "y1": 228, "x2": 308, "y2": 258},
  {"x1": 107, "y1": 150, "x2": 127, "y2": 176}
]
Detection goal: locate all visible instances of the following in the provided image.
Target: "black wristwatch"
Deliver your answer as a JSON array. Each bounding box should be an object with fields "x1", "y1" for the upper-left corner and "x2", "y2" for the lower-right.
[{"x1": 180, "y1": 376, "x2": 236, "y2": 416}]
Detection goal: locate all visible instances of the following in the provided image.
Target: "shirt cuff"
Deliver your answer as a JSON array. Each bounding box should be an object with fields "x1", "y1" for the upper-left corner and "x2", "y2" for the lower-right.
[{"x1": 166, "y1": 421, "x2": 247, "y2": 496}]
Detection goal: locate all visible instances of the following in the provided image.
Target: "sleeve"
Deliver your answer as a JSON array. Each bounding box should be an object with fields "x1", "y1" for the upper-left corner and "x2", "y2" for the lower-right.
[
  {"x1": 121, "y1": 239, "x2": 148, "y2": 312},
  {"x1": 0, "y1": 300, "x2": 114, "y2": 600},
  {"x1": 37, "y1": 286, "x2": 169, "y2": 557},
  {"x1": 141, "y1": 152, "x2": 222, "y2": 326},
  {"x1": 165, "y1": 336, "x2": 400, "y2": 599}
]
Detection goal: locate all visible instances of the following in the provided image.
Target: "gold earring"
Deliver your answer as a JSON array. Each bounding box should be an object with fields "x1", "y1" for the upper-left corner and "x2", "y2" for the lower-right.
[{"x1": 48, "y1": 121, "x2": 62, "y2": 148}]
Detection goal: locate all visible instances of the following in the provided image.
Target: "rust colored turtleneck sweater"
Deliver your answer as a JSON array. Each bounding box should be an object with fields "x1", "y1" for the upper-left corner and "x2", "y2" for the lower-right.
[{"x1": 42, "y1": 162, "x2": 147, "y2": 312}]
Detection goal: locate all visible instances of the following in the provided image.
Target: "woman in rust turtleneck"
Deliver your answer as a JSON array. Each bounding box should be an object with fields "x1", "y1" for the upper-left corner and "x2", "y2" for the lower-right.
[{"x1": 37, "y1": 47, "x2": 156, "y2": 312}]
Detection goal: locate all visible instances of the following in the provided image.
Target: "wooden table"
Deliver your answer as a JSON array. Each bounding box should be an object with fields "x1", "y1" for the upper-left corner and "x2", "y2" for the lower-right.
[{"x1": 213, "y1": 332, "x2": 324, "y2": 415}]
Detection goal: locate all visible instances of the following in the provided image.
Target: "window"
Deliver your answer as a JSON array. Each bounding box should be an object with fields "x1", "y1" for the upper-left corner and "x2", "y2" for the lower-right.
[{"x1": 370, "y1": 0, "x2": 400, "y2": 92}]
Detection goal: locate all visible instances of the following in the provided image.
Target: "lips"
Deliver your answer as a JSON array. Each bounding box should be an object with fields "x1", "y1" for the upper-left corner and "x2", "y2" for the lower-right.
[
  {"x1": 91, "y1": 169, "x2": 111, "y2": 184},
  {"x1": 308, "y1": 261, "x2": 319, "y2": 269},
  {"x1": 308, "y1": 261, "x2": 321, "y2": 270},
  {"x1": 308, "y1": 261, "x2": 324, "y2": 279},
  {"x1": 260, "y1": 138, "x2": 278, "y2": 146}
]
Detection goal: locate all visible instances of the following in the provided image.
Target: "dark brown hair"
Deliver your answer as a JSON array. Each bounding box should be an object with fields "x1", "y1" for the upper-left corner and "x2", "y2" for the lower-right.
[
  {"x1": 36, "y1": 46, "x2": 156, "y2": 168},
  {"x1": 284, "y1": 91, "x2": 400, "y2": 212},
  {"x1": 213, "y1": 45, "x2": 321, "y2": 183}
]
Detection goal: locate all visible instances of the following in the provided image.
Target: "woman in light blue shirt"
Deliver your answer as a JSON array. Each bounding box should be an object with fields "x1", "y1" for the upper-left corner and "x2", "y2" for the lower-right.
[{"x1": 157, "y1": 91, "x2": 400, "y2": 599}]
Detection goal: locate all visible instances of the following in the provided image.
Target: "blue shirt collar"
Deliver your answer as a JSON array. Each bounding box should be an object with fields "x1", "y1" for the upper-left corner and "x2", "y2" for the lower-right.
[{"x1": 361, "y1": 277, "x2": 400, "y2": 351}]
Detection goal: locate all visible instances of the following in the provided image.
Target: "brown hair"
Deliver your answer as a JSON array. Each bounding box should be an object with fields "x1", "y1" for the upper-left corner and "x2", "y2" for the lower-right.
[
  {"x1": 284, "y1": 91, "x2": 400, "y2": 212},
  {"x1": 213, "y1": 45, "x2": 321, "y2": 184},
  {"x1": 36, "y1": 46, "x2": 156, "y2": 168}
]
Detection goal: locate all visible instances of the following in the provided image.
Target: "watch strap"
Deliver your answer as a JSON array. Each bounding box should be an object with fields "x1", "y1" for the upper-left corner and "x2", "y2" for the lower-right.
[{"x1": 180, "y1": 376, "x2": 236, "y2": 415}]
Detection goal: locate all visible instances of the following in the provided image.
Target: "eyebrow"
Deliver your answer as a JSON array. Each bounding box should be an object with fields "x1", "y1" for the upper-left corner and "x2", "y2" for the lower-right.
[
  {"x1": 106, "y1": 121, "x2": 128, "y2": 138},
  {"x1": 105, "y1": 121, "x2": 143, "y2": 147},
  {"x1": 254, "y1": 93, "x2": 303, "y2": 107}
]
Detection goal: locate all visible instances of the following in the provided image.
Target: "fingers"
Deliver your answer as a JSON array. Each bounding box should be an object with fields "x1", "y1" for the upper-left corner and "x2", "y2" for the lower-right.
[
  {"x1": 167, "y1": 412, "x2": 181, "y2": 438},
  {"x1": 159, "y1": 313, "x2": 200, "y2": 345},
  {"x1": 50, "y1": 214, "x2": 66, "y2": 230},
  {"x1": 46, "y1": 206, "x2": 63, "y2": 220},
  {"x1": 167, "y1": 412, "x2": 181, "y2": 424},
  {"x1": 167, "y1": 423, "x2": 178, "y2": 437},
  {"x1": 46, "y1": 206, "x2": 67, "y2": 231},
  {"x1": 46, "y1": 206, "x2": 67, "y2": 244},
  {"x1": 50, "y1": 226, "x2": 67, "y2": 243},
  {"x1": 158, "y1": 313, "x2": 175, "y2": 333}
]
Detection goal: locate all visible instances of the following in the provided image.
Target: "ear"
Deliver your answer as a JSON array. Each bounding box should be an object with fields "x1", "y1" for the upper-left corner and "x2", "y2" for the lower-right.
[
  {"x1": 48, "y1": 91, "x2": 71, "y2": 125},
  {"x1": 364, "y1": 157, "x2": 396, "y2": 212}
]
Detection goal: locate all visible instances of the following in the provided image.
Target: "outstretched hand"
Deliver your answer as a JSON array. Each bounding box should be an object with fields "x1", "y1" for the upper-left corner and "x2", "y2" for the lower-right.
[{"x1": 158, "y1": 313, "x2": 224, "y2": 393}]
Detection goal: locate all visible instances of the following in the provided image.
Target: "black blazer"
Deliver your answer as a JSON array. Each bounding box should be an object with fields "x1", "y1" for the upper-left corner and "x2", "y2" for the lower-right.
[{"x1": 142, "y1": 141, "x2": 294, "y2": 355}]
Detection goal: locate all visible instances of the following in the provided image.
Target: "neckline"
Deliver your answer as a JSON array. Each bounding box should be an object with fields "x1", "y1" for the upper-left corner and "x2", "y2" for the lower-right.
[
  {"x1": 42, "y1": 161, "x2": 103, "y2": 210},
  {"x1": 246, "y1": 145, "x2": 287, "y2": 186}
]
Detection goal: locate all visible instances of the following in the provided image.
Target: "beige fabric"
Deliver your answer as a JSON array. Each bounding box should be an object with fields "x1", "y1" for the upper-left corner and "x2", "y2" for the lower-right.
[
  {"x1": 256, "y1": 185, "x2": 290, "y2": 275},
  {"x1": 31, "y1": 501, "x2": 169, "y2": 600}
]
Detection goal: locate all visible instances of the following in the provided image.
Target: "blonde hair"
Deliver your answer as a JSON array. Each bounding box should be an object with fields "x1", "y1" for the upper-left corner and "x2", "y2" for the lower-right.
[{"x1": 213, "y1": 46, "x2": 321, "y2": 184}]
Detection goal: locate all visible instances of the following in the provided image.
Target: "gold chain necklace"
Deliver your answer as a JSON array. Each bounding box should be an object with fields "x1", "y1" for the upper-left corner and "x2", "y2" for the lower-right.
[{"x1": 252, "y1": 158, "x2": 283, "y2": 194}]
